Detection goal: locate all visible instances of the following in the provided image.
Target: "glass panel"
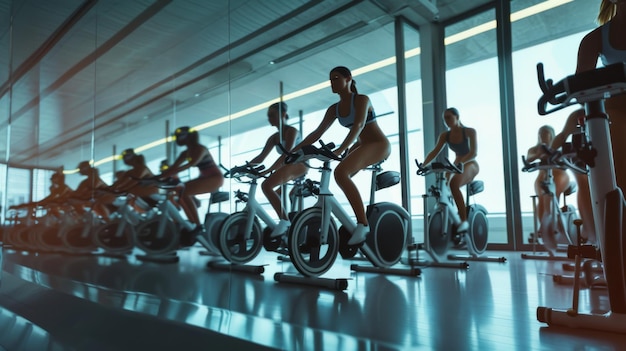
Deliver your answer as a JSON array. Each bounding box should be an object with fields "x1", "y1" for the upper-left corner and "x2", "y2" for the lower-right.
[
  {"x1": 0, "y1": 163, "x2": 5, "y2": 223},
  {"x1": 511, "y1": 0, "x2": 598, "y2": 246},
  {"x1": 403, "y1": 23, "x2": 424, "y2": 241},
  {"x1": 445, "y1": 8, "x2": 505, "y2": 243},
  {"x1": 0, "y1": 1, "x2": 9, "y2": 226}
]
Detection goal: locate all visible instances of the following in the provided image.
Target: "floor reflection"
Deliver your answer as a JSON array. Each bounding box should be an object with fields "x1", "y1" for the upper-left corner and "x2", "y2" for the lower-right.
[{"x1": 2, "y1": 245, "x2": 626, "y2": 350}]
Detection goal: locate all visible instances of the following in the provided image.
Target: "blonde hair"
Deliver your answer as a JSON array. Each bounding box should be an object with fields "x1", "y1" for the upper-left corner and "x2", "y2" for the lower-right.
[
  {"x1": 597, "y1": 0, "x2": 617, "y2": 25},
  {"x1": 538, "y1": 125, "x2": 555, "y2": 144}
]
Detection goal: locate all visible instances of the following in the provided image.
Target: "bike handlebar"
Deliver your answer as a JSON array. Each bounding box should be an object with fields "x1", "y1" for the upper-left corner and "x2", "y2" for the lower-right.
[
  {"x1": 283, "y1": 140, "x2": 340, "y2": 165},
  {"x1": 136, "y1": 176, "x2": 182, "y2": 189},
  {"x1": 521, "y1": 145, "x2": 587, "y2": 175},
  {"x1": 537, "y1": 62, "x2": 626, "y2": 116},
  {"x1": 415, "y1": 158, "x2": 463, "y2": 176},
  {"x1": 224, "y1": 163, "x2": 266, "y2": 181}
]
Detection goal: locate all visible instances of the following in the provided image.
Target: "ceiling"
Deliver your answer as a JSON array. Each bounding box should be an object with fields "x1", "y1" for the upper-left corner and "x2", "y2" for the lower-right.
[{"x1": 0, "y1": 0, "x2": 598, "y2": 172}]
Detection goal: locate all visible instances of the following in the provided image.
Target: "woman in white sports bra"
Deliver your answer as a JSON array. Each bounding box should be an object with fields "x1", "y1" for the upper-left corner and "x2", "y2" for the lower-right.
[
  {"x1": 575, "y1": 0, "x2": 626, "y2": 190},
  {"x1": 292, "y1": 66, "x2": 391, "y2": 245},
  {"x1": 549, "y1": 0, "x2": 626, "y2": 244},
  {"x1": 250, "y1": 102, "x2": 308, "y2": 237}
]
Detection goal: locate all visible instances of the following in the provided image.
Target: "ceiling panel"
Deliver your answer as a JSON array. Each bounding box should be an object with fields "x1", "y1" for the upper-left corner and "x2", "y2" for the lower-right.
[{"x1": 1, "y1": 0, "x2": 598, "y2": 172}]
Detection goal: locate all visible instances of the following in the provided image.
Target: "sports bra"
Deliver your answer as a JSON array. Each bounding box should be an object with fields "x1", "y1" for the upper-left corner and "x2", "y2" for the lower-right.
[
  {"x1": 600, "y1": 23, "x2": 626, "y2": 66},
  {"x1": 275, "y1": 131, "x2": 302, "y2": 154},
  {"x1": 336, "y1": 93, "x2": 376, "y2": 128},
  {"x1": 196, "y1": 152, "x2": 217, "y2": 171},
  {"x1": 446, "y1": 128, "x2": 470, "y2": 156}
]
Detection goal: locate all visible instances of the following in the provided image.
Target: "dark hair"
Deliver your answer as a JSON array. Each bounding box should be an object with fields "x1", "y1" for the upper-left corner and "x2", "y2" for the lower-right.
[
  {"x1": 51, "y1": 171, "x2": 65, "y2": 184},
  {"x1": 269, "y1": 102, "x2": 289, "y2": 119},
  {"x1": 77, "y1": 160, "x2": 91, "y2": 171},
  {"x1": 445, "y1": 107, "x2": 460, "y2": 118},
  {"x1": 174, "y1": 126, "x2": 199, "y2": 146},
  {"x1": 330, "y1": 66, "x2": 358, "y2": 93},
  {"x1": 121, "y1": 148, "x2": 136, "y2": 164}
]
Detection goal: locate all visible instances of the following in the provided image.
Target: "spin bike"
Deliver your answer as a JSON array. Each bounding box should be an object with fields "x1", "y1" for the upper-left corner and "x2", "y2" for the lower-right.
[
  {"x1": 216, "y1": 163, "x2": 320, "y2": 267},
  {"x1": 521, "y1": 148, "x2": 586, "y2": 259},
  {"x1": 281, "y1": 141, "x2": 413, "y2": 278},
  {"x1": 92, "y1": 192, "x2": 154, "y2": 255},
  {"x1": 534, "y1": 62, "x2": 626, "y2": 333},
  {"x1": 217, "y1": 163, "x2": 277, "y2": 265},
  {"x1": 133, "y1": 177, "x2": 229, "y2": 263},
  {"x1": 415, "y1": 158, "x2": 504, "y2": 264}
]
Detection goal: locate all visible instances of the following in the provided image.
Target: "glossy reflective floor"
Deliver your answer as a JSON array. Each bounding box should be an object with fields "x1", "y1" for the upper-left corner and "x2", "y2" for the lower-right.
[{"x1": 0, "y1": 242, "x2": 625, "y2": 351}]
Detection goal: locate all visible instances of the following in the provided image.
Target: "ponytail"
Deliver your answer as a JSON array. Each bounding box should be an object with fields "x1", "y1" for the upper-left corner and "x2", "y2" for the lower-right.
[{"x1": 350, "y1": 80, "x2": 358, "y2": 94}]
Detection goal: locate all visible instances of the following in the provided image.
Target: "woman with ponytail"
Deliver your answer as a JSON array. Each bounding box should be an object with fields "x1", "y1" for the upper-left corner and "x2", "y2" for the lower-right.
[
  {"x1": 292, "y1": 66, "x2": 391, "y2": 245},
  {"x1": 419, "y1": 107, "x2": 479, "y2": 234},
  {"x1": 574, "y1": 0, "x2": 626, "y2": 191}
]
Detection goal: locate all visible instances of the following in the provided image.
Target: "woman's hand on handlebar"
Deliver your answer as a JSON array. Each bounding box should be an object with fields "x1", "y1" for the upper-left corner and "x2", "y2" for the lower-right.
[{"x1": 284, "y1": 140, "x2": 340, "y2": 164}]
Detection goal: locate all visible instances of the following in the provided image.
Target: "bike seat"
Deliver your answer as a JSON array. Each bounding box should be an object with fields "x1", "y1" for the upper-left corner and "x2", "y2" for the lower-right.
[
  {"x1": 210, "y1": 191, "x2": 230, "y2": 204},
  {"x1": 467, "y1": 180, "x2": 484, "y2": 196},
  {"x1": 376, "y1": 171, "x2": 400, "y2": 191},
  {"x1": 564, "y1": 182, "x2": 577, "y2": 196}
]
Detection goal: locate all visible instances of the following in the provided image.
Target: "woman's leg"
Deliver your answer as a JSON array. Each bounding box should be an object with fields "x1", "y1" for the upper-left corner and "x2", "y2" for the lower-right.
[
  {"x1": 534, "y1": 173, "x2": 548, "y2": 225},
  {"x1": 181, "y1": 176, "x2": 224, "y2": 226},
  {"x1": 574, "y1": 172, "x2": 595, "y2": 243},
  {"x1": 449, "y1": 162, "x2": 479, "y2": 222},
  {"x1": 261, "y1": 164, "x2": 307, "y2": 220},
  {"x1": 553, "y1": 169, "x2": 571, "y2": 205},
  {"x1": 334, "y1": 141, "x2": 391, "y2": 225}
]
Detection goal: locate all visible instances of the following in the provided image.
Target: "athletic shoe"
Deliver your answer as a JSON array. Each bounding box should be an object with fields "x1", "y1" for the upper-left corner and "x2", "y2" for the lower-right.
[
  {"x1": 456, "y1": 221, "x2": 469, "y2": 234},
  {"x1": 348, "y1": 224, "x2": 369, "y2": 245},
  {"x1": 271, "y1": 219, "x2": 290, "y2": 238},
  {"x1": 180, "y1": 224, "x2": 203, "y2": 247}
]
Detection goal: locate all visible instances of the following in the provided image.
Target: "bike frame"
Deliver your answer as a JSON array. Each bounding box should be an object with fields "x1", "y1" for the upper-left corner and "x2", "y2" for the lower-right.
[
  {"x1": 538, "y1": 166, "x2": 575, "y2": 244},
  {"x1": 535, "y1": 62, "x2": 626, "y2": 331},
  {"x1": 429, "y1": 171, "x2": 462, "y2": 231},
  {"x1": 238, "y1": 178, "x2": 276, "y2": 239},
  {"x1": 149, "y1": 191, "x2": 194, "y2": 239},
  {"x1": 313, "y1": 160, "x2": 356, "y2": 244}
]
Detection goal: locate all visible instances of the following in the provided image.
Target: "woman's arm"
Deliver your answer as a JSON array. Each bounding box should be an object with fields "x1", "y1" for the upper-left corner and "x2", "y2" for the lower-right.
[
  {"x1": 576, "y1": 29, "x2": 601, "y2": 74},
  {"x1": 552, "y1": 109, "x2": 583, "y2": 151},
  {"x1": 526, "y1": 145, "x2": 545, "y2": 163},
  {"x1": 422, "y1": 133, "x2": 447, "y2": 166},
  {"x1": 161, "y1": 150, "x2": 193, "y2": 177},
  {"x1": 250, "y1": 133, "x2": 278, "y2": 165},
  {"x1": 292, "y1": 105, "x2": 336, "y2": 152},
  {"x1": 263, "y1": 127, "x2": 298, "y2": 173}
]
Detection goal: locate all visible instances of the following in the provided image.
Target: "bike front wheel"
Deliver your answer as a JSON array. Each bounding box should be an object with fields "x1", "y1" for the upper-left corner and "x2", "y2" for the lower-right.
[
  {"x1": 135, "y1": 218, "x2": 179, "y2": 254},
  {"x1": 94, "y1": 219, "x2": 134, "y2": 253},
  {"x1": 428, "y1": 209, "x2": 453, "y2": 261},
  {"x1": 288, "y1": 207, "x2": 339, "y2": 277},
  {"x1": 218, "y1": 212, "x2": 263, "y2": 264}
]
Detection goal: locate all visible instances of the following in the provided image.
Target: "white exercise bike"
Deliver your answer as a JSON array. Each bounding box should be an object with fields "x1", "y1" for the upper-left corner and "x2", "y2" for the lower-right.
[{"x1": 535, "y1": 62, "x2": 626, "y2": 333}]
